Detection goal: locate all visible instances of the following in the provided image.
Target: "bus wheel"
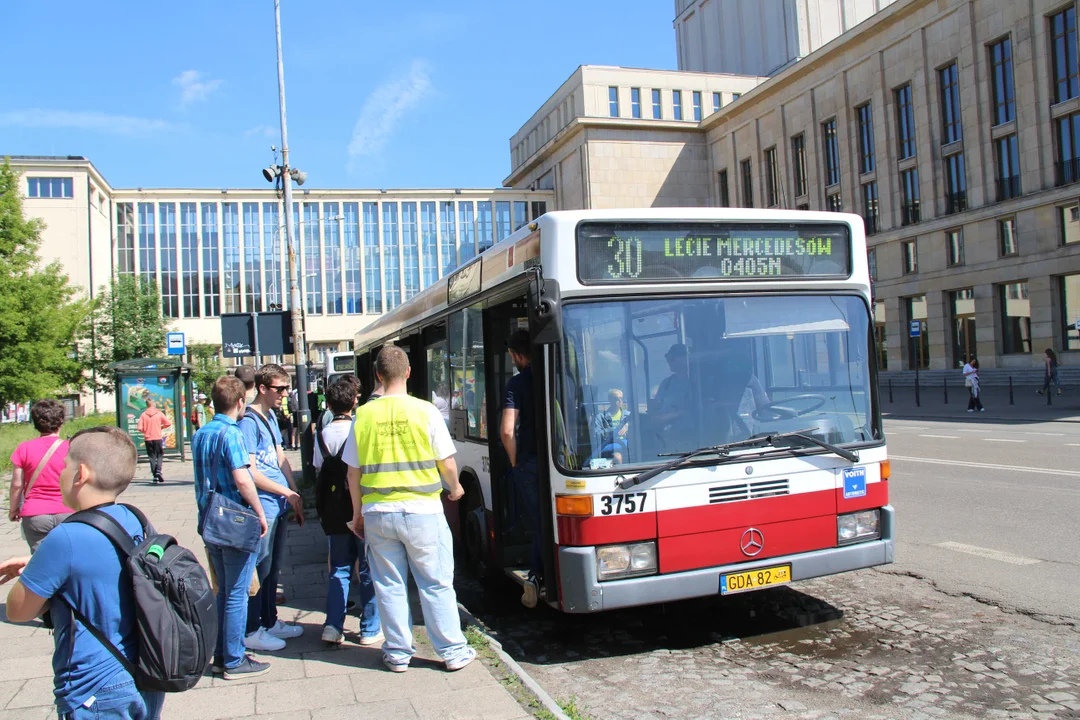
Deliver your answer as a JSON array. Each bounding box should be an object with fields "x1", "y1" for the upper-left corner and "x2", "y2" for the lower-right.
[{"x1": 463, "y1": 493, "x2": 491, "y2": 581}]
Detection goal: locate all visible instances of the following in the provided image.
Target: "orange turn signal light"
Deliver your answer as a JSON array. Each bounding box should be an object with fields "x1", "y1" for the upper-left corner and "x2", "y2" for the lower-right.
[
  {"x1": 555, "y1": 495, "x2": 594, "y2": 517},
  {"x1": 880, "y1": 460, "x2": 891, "y2": 480}
]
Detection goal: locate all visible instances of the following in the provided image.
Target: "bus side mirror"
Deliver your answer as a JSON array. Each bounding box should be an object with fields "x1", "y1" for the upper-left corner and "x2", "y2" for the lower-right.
[{"x1": 530, "y1": 278, "x2": 562, "y2": 345}]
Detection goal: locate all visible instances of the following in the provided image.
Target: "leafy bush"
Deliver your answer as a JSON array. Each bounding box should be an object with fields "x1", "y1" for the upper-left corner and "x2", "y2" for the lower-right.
[{"x1": 0, "y1": 413, "x2": 116, "y2": 474}]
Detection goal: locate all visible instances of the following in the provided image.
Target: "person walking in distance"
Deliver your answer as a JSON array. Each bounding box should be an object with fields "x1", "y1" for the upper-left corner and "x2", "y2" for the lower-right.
[
  {"x1": 345, "y1": 345, "x2": 475, "y2": 673},
  {"x1": 193, "y1": 376, "x2": 271, "y2": 679},
  {"x1": 137, "y1": 398, "x2": 171, "y2": 484},
  {"x1": 967, "y1": 358, "x2": 985, "y2": 412},
  {"x1": 1038, "y1": 348, "x2": 1063, "y2": 396},
  {"x1": 500, "y1": 329, "x2": 542, "y2": 608},
  {"x1": 238, "y1": 364, "x2": 305, "y2": 652}
]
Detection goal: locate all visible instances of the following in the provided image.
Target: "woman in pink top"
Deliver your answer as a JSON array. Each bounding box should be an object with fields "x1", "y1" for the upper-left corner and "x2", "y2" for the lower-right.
[{"x1": 8, "y1": 400, "x2": 73, "y2": 552}]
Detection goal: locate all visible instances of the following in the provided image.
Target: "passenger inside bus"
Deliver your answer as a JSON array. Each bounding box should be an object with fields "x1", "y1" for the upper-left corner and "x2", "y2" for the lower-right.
[{"x1": 592, "y1": 389, "x2": 631, "y2": 464}]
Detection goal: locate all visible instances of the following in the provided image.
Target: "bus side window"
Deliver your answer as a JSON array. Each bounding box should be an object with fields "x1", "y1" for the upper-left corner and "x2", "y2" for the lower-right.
[{"x1": 448, "y1": 306, "x2": 487, "y2": 438}]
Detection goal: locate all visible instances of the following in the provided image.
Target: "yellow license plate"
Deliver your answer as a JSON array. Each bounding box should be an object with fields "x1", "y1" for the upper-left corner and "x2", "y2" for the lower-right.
[{"x1": 720, "y1": 564, "x2": 792, "y2": 595}]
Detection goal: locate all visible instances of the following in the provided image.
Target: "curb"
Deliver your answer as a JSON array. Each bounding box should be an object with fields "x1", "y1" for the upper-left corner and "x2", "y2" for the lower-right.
[{"x1": 457, "y1": 603, "x2": 572, "y2": 720}]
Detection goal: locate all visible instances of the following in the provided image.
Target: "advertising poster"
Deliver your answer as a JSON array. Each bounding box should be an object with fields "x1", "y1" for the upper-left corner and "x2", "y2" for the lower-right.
[{"x1": 120, "y1": 374, "x2": 178, "y2": 453}]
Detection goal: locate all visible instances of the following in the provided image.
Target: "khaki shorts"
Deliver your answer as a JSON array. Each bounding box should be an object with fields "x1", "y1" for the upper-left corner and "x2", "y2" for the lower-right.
[{"x1": 22, "y1": 513, "x2": 72, "y2": 553}]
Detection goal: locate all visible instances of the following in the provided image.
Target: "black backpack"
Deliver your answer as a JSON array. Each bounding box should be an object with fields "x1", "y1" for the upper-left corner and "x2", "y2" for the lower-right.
[
  {"x1": 61, "y1": 505, "x2": 217, "y2": 693},
  {"x1": 315, "y1": 421, "x2": 352, "y2": 535}
]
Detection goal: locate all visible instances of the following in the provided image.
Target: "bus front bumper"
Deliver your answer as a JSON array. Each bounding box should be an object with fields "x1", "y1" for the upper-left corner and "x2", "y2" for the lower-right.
[{"x1": 557, "y1": 505, "x2": 895, "y2": 613}]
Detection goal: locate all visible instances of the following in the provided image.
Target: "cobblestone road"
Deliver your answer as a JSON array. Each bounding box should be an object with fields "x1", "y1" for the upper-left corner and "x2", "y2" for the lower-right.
[{"x1": 459, "y1": 568, "x2": 1080, "y2": 719}]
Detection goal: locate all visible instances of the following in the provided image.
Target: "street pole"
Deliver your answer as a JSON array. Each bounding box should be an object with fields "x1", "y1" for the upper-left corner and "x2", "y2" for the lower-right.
[{"x1": 274, "y1": 0, "x2": 310, "y2": 435}]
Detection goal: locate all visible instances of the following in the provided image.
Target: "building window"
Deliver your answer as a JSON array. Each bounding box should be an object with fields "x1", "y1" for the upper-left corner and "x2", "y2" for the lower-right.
[
  {"x1": 343, "y1": 202, "x2": 363, "y2": 313},
  {"x1": 383, "y1": 203, "x2": 401, "y2": 310},
  {"x1": 1061, "y1": 274, "x2": 1080, "y2": 350},
  {"x1": 791, "y1": 134, "x2": 808, "y2": 198},
  {"x1": 989, "y1": 37, "x2": 1016, "y2": 126},
  {"x1": 401, "y1": 202, "x2": 420, "y2": 302},
  {"x1": 862, "y1": 182, "x2": 879, "y2": 234},
  {"x1": 630, "y1": 88, "x2": 641, "y2": 118},
  {"x1": 530, "y1": 200, "x2": 547, "y2": 220},
  {"x1": 495, "y1": 201, "x2": 512, "y2": 243},
  {"x1": 857, "y1": 103, "x2": 875, "y2": 174},
  {"x1": 26, "y1": 177, "x2": 73, "y2": 198},
  {"x1": 242, "y1": 202, "x2": 262, "y2": 314},
  {"x1": 740, "y1": 159, "x2": 753, "y2": 208},
  {"x1": 951, "y1": 288, "x2": 977, "y2": 366},
  {"x1": 652, "y1": 89, "x2": 662, "y2": 119},
  {"x1": 944, "y1": 153, "x2": 967, "y2": 213},
  {"x1": 900, "y1": 168, "x2": 920, "y2": 225},
  {"x1": 692, "y1": 91, "x2": 702, "y2": 121},
  {"x1": 906, "y1": 295, "x2": 929, "y2": 369},
  {"x1": 181, "y1": 203, "x2": 200, "y2": 317},
  {"x1": 201, "y1": 203, "x2": 220, "y2": 317},
  {"x1": 995, "y1": 134, "x2": 1021, "y2": 200},
  {"x1": 999, "y1": 217, "x2": 1018, "y2": 256},
  {"x1": 159, "y1": 203, "x2": 179, "y2": 319},
  {"x1": 301, "y1": 203, "x2": 322, "y2": 315},
  {"x1": 868, "y1": 248, "x2": 878, "y2": 281},
  {"x1": 1051, "y1": 7, "x2": 1079, "y2": 104},
  {"x1": 895, "y1": 84, "x2": 916, "y2": 160},
  {"x1": 364, "y1": 202, "x2": 382, "y2": 313},
  {"x1": 421, "y1": 201, "x2": 439, "y2": 289},
  {"x1": 902, "y1": 239, "x2": 917, "y2": 274},
  {"x1": 137, "y1": 202, "x2": 156, "y2": 285},
  {"x1": 764, "y1": 147, "x2": 780, "y2": 207},
  {"x1": 713, "y1": 92, "x2": 722, "y2": 113},
  {"x1": 718, "y1": 170, "x2": 730, "y2": 207},
  {"x1": 874, "y1": 300, "x2": 887, "y2": 370},
  {"x1": 1000, "y1": 281, "x2": 1031, "y2": 354},
  {"x1": 322, "y1": 202, "x2": 343, "y2": 314},
  {"x1": 458, "y1": 201, "x2": 476, "y2": 267},
  {"x1": 513, "y1": 201, "x2": 527, "y2": 232},
  {"x1": 939, "y1": 62, "x2": 962, "y2": 144},
  {"x1": 1061, "y1": 204, "x2": 1080, "y2": 245},
  {"x1": 673, "y1": 90, "x2": 683, "y2": 120},
  {"x1": 822, "y1": 119, "x2": 840, "y2": 187},
  {"x1": 1055, "y1": 112, "x2": 1080, "y2": 186},
  {"x1": 732, "y1": 93, "x2": 741, "y2": 101},
  {"x1": 826, "y1": 192, "x2": 843, "y2": 212},
  {"x1": 946, "y1": 229, "x2": 965, "y2": 266}
]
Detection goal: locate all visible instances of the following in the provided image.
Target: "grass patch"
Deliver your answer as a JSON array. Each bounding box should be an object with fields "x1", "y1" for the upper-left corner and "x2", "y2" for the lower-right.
[{"x1": 0, "y1": 414, "x2": 116, "y2": 474}]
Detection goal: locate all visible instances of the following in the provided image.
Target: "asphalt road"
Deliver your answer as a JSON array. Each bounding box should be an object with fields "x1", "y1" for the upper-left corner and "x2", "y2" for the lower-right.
[{"x1": 885, "y1": 416, "x2": 1080, "y2": 625}]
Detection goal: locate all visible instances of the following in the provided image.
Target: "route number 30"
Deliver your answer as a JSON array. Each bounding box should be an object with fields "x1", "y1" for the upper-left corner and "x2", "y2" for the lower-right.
[
  {"x1": 606, "y1": 237, "x2": 644, "y2": 280},
  {"x1": 599, "y1": 492, "x2": 648, "y2": 515}
]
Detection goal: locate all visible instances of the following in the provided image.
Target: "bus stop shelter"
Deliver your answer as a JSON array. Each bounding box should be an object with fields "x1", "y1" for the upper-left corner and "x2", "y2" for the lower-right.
[{"x1": 109, "y1": 358, "x2": 194, "y2": 462}]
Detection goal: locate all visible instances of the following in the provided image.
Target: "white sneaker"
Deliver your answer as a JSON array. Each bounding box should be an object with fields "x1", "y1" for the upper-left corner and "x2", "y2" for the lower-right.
[
  {"x1": 266, "y1": 620, "x2": 303, "y2": 639},
  {"x1": 445, "y1": 646, "x2": 477, "y2": 672},
  {"x1": 321, "y1": 626, "x2": 343, "y2": 644},
  {"x1": 358, "y1": 631, "x2": 384, "y2": 647},
  {"x1": 521, "y1": 578, "x2": 539, "y2": 609},
  {"x1": 245, "y1": 627, "x2": 286, "y2": 651}
]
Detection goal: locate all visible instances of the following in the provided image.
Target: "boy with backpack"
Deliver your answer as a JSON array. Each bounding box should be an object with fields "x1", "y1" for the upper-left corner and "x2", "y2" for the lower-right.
[
  {"x1": 315, "y1": 378, "x2": 381, "y2": 645},
  {"x1": 0, "y1": 426, "x2": 171, "y2": 718}
]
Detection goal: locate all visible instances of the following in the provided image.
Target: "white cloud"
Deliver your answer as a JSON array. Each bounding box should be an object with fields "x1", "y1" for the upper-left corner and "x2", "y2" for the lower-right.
[
  {"x1": 0, "y1": 109, "x2": 177, "y2": 136},
  {"x1": 347, "y1": 59, "x2": 432, "y2": 169},
  {"x1": 244, "y1": 124, "x2": 278, "y2": 140},
  {"x1": 173, "y1": 70, "x2": 222, "y2": 107}
]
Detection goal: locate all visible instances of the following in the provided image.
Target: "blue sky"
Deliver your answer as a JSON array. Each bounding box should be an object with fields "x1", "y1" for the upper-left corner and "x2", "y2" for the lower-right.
[{"x1": 1, "y1": 1, "x2": 674, "y2": 190}]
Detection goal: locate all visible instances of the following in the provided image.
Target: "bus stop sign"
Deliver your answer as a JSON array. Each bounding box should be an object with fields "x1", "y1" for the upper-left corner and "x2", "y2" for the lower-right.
[{"x1": 909, "y1": 320, "x2": 921, "y2": 338}]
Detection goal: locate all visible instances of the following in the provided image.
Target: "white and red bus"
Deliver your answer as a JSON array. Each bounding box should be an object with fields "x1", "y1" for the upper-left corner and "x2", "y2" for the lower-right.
[{"x1": 352, "y1": 209, "x2": 892, "y2": 612}]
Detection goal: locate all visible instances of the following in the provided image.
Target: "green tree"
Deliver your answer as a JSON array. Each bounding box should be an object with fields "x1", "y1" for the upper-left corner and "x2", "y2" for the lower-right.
[
  {"x1": 0, "y1": 159, "x2": 90, "y2": 407},
  {"x1": 189, "y1": 343, "x2": 226, "y2": 396},
  {"x1": 87, "y1": 275, "x2": 172, "y2": 393}
]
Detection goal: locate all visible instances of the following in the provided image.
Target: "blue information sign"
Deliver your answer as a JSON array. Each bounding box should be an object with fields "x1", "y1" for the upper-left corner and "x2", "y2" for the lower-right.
[
  {"x1": 909, "y1": 320, "x2": 921, "y2": 338},
  {"x1": 166, "y1": 332, "x2": 186, "y2": 356}
]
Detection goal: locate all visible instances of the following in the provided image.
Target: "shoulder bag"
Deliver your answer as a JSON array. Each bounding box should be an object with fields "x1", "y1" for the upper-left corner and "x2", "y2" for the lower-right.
[{"x1": 19, "y1": 438, "x2": 64, "y2": 512}]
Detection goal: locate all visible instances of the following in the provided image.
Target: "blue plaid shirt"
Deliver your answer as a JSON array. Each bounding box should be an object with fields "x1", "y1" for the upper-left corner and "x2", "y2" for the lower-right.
[{"x1": 192, "y1": 413, "x2": 252, "y2": 530}]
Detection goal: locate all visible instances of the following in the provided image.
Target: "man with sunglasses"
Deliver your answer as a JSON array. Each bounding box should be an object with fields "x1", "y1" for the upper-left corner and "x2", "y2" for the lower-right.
[{"x1": 238, "y1": 364, "x2": 305, "y2": 652}]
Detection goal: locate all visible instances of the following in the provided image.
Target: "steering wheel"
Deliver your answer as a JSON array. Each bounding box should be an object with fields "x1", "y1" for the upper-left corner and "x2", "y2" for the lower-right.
[{"x1": 752, "y1": 394, "x2": 827, "y2": 421}]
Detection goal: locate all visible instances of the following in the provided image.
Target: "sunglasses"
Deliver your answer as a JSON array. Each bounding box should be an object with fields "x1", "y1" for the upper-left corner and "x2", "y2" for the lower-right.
[{"x1": 268, "y1": 385, "x2": 291, "y2": 393}]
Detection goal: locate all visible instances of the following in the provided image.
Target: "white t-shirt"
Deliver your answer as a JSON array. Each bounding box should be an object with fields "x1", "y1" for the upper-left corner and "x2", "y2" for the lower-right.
[
  {"x1": 314, "y1": 420, "x2": 353, "y2": 470},
  {"x1": 343, "y1": 394, "x2": 456, "y2": 515}
]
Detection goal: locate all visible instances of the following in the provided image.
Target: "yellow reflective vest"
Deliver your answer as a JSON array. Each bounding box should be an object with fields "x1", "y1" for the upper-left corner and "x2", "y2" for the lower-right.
[{"x1": 352, "y1": 395, "x2": 443, "y2": 506}]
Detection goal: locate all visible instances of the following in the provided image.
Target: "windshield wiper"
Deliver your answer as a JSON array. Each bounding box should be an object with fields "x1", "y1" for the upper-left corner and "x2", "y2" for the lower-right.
[{"x1": 619, "y1": 429, "x2": 858, "y2": 489}]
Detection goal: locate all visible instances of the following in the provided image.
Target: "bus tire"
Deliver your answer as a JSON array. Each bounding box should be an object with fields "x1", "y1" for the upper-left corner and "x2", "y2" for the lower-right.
[{"x1": 460, "y1": 481, "x2": 491, "y2": 581}]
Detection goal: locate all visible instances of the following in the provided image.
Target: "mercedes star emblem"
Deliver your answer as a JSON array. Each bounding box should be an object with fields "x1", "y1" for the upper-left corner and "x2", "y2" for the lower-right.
[{"x1": 740, "y1": 528, "x2": 764, "y2": 557}]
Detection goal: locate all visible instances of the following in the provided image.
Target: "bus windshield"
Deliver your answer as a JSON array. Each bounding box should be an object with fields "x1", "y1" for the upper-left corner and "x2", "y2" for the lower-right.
[{"x1": 555, "y1": 294, "x2": 877, "y2": 472}]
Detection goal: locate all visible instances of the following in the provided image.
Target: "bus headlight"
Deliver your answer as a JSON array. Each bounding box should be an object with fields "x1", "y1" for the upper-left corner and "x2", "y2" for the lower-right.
[
  {"x1": 596, "y1": 542, "x2": 658, "y2": 581},
  {"x1": 837, "y1": 510, "x2": 880, "y2": 545}
]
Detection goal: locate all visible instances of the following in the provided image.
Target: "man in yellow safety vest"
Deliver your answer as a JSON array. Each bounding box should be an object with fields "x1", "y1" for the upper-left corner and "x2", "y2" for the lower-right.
[{"x1": 344, "y1": 345, "x2": 474, "y2": 673}]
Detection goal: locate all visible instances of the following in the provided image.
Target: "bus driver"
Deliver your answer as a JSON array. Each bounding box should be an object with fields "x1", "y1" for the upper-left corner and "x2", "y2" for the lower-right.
[{"x1": 651, "y1": 343, "x2": 694, "y2": 438}]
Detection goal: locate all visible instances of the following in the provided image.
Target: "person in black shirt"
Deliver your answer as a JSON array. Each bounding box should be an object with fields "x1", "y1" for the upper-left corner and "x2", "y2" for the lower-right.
[{"x1": 500, "y1": 329, "x2": 542, "y2": 608}]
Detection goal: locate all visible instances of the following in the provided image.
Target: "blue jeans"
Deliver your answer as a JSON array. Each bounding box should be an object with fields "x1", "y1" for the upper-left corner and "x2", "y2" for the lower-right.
[
  {"x1": 205, "y1": 542, "x2": 259, "y2": 668},
  {"x1": 325, "y1": 534, "x2": 380, "y2": 636},
  {"x1": 247, "y1": 514, "x2": 287, "y2": 634},
  {"x1": 513, "y1": 458, "x2": 543, "y2": 581},
  {"x1": 59, "y1": 675, "x2": 164, "y2": 719},
  {"x1": 363, "y1": 512, "x2": 469, "y2": 665}
]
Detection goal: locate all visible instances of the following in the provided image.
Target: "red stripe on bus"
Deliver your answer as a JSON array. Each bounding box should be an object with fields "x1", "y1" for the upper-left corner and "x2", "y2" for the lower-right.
[
  {"x1": 659, "y1": 515, "x2": 837, "y2": 573},
  {"x1": 836, "y1": 479, "x2": 888, "y2": 512},
  {"x1": 557, "y1": 511, "x2": 657, "y2": 546},
  {"x1": 656, "y1": 488, "x2": 836, "y2": 537}
]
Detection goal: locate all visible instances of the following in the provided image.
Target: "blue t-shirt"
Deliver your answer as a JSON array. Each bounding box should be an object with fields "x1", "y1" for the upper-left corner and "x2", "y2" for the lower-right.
[
  {"x1": 503, "y1": 365, "x2": 536, "y2": 465},
  {"x1": 239, "y1": 410, "x2": 289, "y2": 519},
  {"x1": 192, "y1": 414, "x2": 252, "y2": 530},
  {"x1": 20, "y1": 505, "x2": 145, "y2": 714}
]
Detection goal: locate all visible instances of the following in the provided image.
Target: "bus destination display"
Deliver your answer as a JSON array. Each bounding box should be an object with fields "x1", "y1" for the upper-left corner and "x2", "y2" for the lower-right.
[{"x1": 577, "y1": 222, "x2": 851, "y2": 283}]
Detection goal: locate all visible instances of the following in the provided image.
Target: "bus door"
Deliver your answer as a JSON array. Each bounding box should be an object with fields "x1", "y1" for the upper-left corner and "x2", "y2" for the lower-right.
[{"x1": 483, "y1": 297, "x2": 533, "y2": 574}]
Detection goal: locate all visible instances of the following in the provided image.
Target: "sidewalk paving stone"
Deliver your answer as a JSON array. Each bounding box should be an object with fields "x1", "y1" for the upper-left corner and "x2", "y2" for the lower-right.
[{"x1": 0, "y1": 450, "x2": 537, "y2": 720}]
